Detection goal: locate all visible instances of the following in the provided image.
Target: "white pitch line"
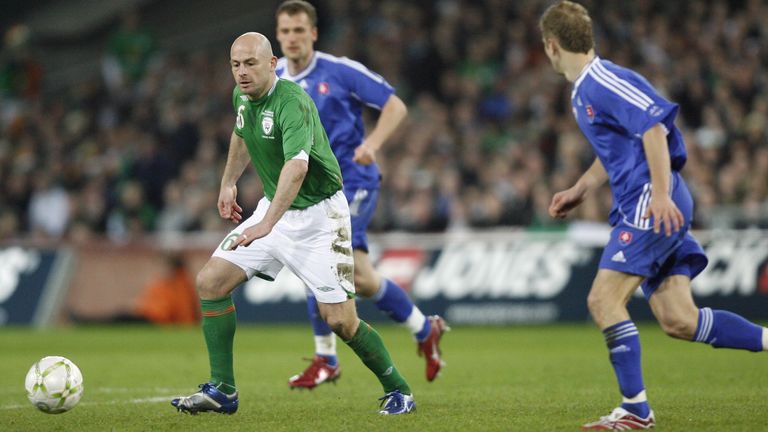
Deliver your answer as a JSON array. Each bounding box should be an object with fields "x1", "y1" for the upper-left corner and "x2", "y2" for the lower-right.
[{"x1": 0, "y1": 395, "x2": 176, "y2": 410}]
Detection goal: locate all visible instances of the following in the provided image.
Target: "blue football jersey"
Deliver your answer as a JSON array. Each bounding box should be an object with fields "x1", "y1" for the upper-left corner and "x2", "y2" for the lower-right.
[
  {"x1": 571, "y1": 56, "x2": 688, "y2": 226},
  {"x1": 277, "y1": 51, "x2": 395, "y2": 189}
]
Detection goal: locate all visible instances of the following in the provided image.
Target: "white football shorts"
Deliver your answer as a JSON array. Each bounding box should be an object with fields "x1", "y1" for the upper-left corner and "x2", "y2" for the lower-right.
[{"x1": 212, "y1": 190, "x2": 355, "y2": 303}]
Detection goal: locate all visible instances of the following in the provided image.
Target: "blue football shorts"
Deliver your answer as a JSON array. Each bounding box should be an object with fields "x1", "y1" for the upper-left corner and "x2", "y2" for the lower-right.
[
  {"x1": 599, "y1": 172, "x2": 708, "y2": 299},
  {"x1": 343, "y1": 186, "x2": 379, "y2": 252}
]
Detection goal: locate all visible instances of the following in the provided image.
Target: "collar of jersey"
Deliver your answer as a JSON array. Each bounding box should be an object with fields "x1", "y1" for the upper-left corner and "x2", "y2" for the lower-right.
[
  {"x1": 572, "y1": 55, "x2": 600, "y2": 98},
  {"x1": 248, "y1": 74, "x2": 279, "y2": 103},
  {"x1": 280, "y1": 52, "x2": 319, "y2": 82}
]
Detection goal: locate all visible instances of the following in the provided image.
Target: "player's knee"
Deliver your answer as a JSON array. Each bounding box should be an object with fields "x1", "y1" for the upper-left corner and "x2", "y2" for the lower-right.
[
  {"x1": 586, "y1": 291, "x2": 607, "y2": 316},
  {"x1": 659, "y1": 315, "x2": 696, "y2": 340},
  {"x1": 325, "y1": 316, "x2": 355, "y2": 340},
  {"x1": 196, "y1": 267, "x2": 227, "y2": 299},
  {"x1": 353, "y1": 273, "x2": 377, "y2": 298}
]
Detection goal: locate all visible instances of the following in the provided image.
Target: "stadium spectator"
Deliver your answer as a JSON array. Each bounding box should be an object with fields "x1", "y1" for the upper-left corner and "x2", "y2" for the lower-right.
[
  {"x1": 1, "y1": 0, "x2": 768, "y2": 242},
  {"x1": 101, "y1": 9, "x2": 156, "y2": 94}
]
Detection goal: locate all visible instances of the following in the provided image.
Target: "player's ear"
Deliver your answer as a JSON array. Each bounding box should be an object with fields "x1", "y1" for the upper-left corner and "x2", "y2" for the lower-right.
[{"x1": 311, "y1": 26, "x2": 318, "y2": 42}]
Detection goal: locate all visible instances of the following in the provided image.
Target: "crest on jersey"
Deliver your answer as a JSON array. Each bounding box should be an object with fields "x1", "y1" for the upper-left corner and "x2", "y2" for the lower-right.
[
  {"x1": 318, "y1": 82, "x2": 330, "y2": 95},
  {"x1": 585, "y1": 105, "x2": 595, "y2": 123},
  {"x1": 262, "y1": 115, "x2": 274, "y2": 135},
  {"x1": 619, "y1": 230, "x2": 633, "y2": 245}
]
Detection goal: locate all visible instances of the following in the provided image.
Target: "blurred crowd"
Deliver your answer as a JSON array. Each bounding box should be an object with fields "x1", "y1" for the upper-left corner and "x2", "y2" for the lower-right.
[{"x1": 1, "y1": 0, "x2": 767, "y2": 242}]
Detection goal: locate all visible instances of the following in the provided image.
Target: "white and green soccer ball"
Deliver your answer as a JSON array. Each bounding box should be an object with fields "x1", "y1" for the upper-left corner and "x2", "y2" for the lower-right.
[{"x1": 25, "y1": 356, "x2": 84, "y2": 414}]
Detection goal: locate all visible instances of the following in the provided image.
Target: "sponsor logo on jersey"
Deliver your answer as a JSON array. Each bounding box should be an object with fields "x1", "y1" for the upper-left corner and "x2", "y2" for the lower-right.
[
  {"x1": 649, "y1": 105, "x2": 664, "y2": 117},
  {"x1": 318, "y1": 82, "x2": 330, "y2": 95},
  {"x1": 619, "y1": 231, "x2": 633, "y2": 245}
]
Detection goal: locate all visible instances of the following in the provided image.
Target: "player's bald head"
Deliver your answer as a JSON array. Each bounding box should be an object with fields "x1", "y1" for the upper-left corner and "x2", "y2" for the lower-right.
[{"x1": 231, "y1": 32, "x2": 274, "y2": 59}]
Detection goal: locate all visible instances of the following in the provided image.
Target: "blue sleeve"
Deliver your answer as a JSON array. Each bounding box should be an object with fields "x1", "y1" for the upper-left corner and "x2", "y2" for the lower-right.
[
  {"x1": 337, "y1": 58, "x2": 395, "y2": 110},
  {"x1": 592, "y1": 73, "x2": 679, "y2": 138}
]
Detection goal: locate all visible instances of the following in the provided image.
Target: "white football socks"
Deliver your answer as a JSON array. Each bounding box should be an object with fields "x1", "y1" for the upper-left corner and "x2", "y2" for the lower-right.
[{"x1": 314, "y1": 334, "x2": 337, "y2": 356}]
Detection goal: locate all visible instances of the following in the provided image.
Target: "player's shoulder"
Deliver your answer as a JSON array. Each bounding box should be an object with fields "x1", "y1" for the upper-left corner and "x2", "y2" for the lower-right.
[
  {"x1": 585, "y1": 58, "x2": 652, "y2": 90},
  {"x1": 580, "y1": 57, "x2": 655, "y2": 104},
  {"x1": 276, "y1": 78, "x2": 313, "y2": 105},
  {"x1": 315, "y1": 51, "x2": 384, "y2": 81}
]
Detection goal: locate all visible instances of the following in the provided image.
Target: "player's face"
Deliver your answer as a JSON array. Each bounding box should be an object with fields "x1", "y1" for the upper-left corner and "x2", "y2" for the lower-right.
[
  {"x1": 276, "y1": 12, "x2": 317, "y2": 63},
  {"x1": 230, "y1": 43, "x2": 277, "y2": 98}
]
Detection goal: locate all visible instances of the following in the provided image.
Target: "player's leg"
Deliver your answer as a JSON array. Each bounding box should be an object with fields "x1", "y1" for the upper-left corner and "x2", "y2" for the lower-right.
[
  {"x1": 348, "y1": 186, "x2": 448, "y2": 381},
  {"x1": 171, "y1": 257, "x2": 246, "y2": 414},
  {"x1": 582, "y1": 269, "x2": 656, "y2": 428},
  {"x1": 317, "y1": 299, "x2": 414, "y2": 414},
  {"x1": 172, "y1": 202, "x2": 282, "y2": 414},
  {"x1": 650, "y1": 275, "x2": 766, "y2": 351},
  {"x1": 196, "y1": 257, "x2": 247, "y2": 394},
  {"x1": 284, "y1": 190, "x2": 414, "y2": 413},
  {"x1": 353, "y1": 249, "x2": 448, "y2": 381}
]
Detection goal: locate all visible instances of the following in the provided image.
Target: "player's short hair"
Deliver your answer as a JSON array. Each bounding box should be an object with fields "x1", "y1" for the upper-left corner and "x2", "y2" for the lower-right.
[
  {"x1": 276, "y1": 0, "x2": 318, "y2": 27},
  {"x1": 539, "y1": 1, "x2": 594, "y2": 54}
]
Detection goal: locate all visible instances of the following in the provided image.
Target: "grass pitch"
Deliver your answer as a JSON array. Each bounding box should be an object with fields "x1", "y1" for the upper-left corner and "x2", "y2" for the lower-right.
[{"x1": 1, "y1": 323, "x2": 766, "y2": 431}]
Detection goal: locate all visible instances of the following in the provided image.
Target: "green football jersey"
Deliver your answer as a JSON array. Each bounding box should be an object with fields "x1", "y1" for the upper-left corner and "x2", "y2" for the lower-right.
[{"x1": 232, "y1": 78, "x2": 343, "y2": 209}]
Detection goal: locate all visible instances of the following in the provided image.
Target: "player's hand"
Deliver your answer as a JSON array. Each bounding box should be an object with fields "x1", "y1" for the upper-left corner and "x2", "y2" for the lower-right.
[
  {"x1": 642, "y1": 194, "x2": 684, "y2": 236},
  {"x1": 227, "y1": 221, "x2": 272, "y2": 250},
  {"x1": 548, "y1": 186, "x2": 587, "y2": 219},
  {"x1": 352, "y1": 141, "x2": 377, "y2": 165},
  {"x1": 218, "y1": 185, "x2": 243, "y2": 224}
]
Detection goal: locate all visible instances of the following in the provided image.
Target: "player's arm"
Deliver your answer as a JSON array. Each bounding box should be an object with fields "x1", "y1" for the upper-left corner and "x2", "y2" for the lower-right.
[
  {"x1": 218, "y1": 131, "x2": 249, "y2": 224},
  {"x1": 353, "y1": 94, "x2": 407, "y2": 165},
  {"x1": 549, "y1": 157, "x2": 608, "y2": 219},
  {"x1": 260, "y1": 159, "x2": 308, "y2": 228},
  {"x1": 641, "y1": 123, "x2": 684, "y2": 236},
  {"x1": 229, "y1": 158, "x2": 307, "y2": 249}
]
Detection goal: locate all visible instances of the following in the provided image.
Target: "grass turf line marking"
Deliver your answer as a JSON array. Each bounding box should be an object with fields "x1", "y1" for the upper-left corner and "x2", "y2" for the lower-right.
[{"x1": 1, "y1": 396, "x2": 175, "y2": 410}]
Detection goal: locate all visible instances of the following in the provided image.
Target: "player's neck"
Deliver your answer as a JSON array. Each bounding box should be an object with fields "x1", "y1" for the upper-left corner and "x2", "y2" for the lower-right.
[
  {"x1": 563, "y1": 50, "x2": 595, "y2": 82},
  {"x1": 248, "y1": 74, "x2": 277, "y2": 101},
  {"x1": 287, "y1": 50, "x2": 315, "y2": 76}
]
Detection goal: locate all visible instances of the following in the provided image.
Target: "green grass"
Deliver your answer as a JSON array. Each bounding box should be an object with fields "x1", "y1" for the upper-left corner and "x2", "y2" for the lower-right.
[{"x1": 1, "y1": 323, "x2": 766, "y2": 431}]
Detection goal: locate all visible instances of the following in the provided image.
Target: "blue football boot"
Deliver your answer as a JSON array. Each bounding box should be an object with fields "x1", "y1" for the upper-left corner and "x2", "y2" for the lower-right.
[
  {"x1": 171, "y1": 383, "x2": 238, "y2": 415},
  {"x1": 378, "y1": 390, "x2": 415, "y2": 415}
]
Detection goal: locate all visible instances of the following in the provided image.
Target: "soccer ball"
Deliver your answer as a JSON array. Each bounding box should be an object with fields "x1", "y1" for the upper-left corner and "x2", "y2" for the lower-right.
[{"x1": 24, "y1": 356, "x2": 84, "y2": 414}]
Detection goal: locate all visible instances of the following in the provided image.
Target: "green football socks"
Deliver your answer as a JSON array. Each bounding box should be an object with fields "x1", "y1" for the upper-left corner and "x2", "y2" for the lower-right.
[
  {"x1": 200, "y1": 296, "x2": 237, "y2": 392},
  {"x1": 345, "y1": 320, "x2": 412, "y2": 395}
]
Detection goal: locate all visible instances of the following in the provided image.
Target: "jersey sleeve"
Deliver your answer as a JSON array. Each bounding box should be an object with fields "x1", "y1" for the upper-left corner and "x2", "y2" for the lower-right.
[
  {"x1": 278, "y1": 96, "x2": 314, "y2": 161},
  {"x1": 232, "y1": 86, "x2": 244, "y2": 138},
  {"x1": 337, "y1": 57, "x2": 395, "y2": 110},
  {"x1": 592, "y1": 73, "x2": 679, "y2": 138}
]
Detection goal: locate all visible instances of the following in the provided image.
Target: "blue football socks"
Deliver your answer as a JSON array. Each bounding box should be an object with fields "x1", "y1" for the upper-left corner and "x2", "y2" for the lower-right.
[
  {"x1": 374, "y1": 278, "x2": 432, "y2": 341},
  {"x1": 693, "y1": 307, "x2": 763, "y2": 352},
  {"x1": 603, "y1": 320, "x2": 650, "y2": 418},
  {"x1": 373, "y1": 278, "x2": 412, "y2": 322}
]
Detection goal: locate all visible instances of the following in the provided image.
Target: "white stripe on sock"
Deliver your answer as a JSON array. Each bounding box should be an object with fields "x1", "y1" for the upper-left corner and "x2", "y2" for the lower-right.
[
  {"x1": 314, "y1": 334, "x2": 337, "y2": 356},
  {"x1": 405, "y1": 306, "x2": 427, "y2": 336},
  {"x1": 762, "y1": 328, "x2": 768, "y2": 351},
  {"x1": 696, "y1": 307, "x2": 713, "y2": 342},
  {"x1": 622, "y1": 390, "x2": 647, "y2": 404},
  {"x1": 372, "y1": 278, "x2": 389, "y2": 302}
]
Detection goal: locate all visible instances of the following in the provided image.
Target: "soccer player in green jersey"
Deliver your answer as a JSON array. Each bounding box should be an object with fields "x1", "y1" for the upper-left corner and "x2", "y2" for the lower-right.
[{"x1": 171, "y1": 32, "x2": 415, "y2": 415}]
